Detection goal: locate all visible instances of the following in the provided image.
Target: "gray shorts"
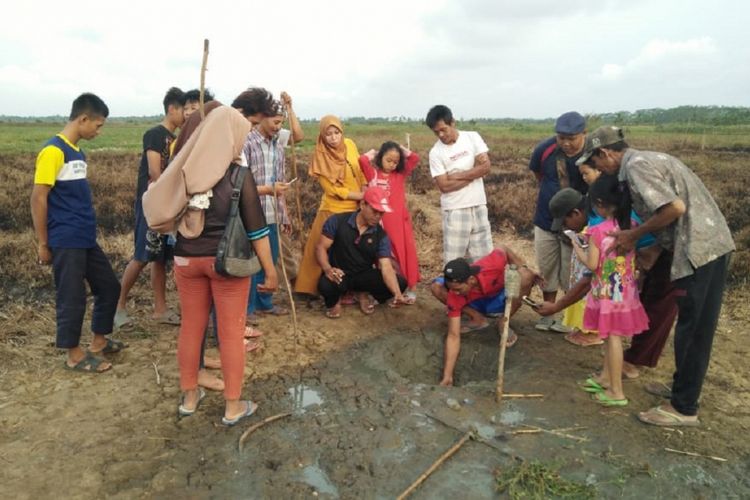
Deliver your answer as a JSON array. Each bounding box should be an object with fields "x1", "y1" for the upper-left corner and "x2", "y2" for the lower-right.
[{"x1": 534, "y1": 226, "x2": 571, "y2": 293}]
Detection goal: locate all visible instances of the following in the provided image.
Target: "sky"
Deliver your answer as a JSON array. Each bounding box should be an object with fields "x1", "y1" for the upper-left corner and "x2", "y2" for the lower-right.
[{"x1": 1, "y1": 0, "x2": 748, "y2": 119}]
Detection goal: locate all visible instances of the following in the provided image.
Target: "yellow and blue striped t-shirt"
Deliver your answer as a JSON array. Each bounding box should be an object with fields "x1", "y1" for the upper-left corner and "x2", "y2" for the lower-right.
[{"x1": 34, "y1": 134, "x2": 97, "y2": 248}]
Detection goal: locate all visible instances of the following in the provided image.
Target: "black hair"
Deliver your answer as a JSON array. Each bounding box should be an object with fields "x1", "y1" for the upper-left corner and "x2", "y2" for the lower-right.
[
  {"x1": 184, "y1": 88, "x2": 214, "y2": 104},
  {"x1": 162, "y1": 87, "x2": 186, "y2": 114},
  {"x1": 588, "y1": 173, "x2": 632, "y2": 230},
  {"x1": 69, "y1": 93, "x2": 109, "y2": 121},
  {"x1": 425, "y1": 105, "x2": 454, "y2": 129},
  {"x1": 374, "y1": 141, "x2": 405, "y2": 173},
  {"x1": 231, "y1": 87, "x2": 279, "y2": 117}
]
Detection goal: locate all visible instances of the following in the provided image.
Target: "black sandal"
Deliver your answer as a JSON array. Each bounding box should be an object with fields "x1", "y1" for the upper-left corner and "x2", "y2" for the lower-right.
[
  {"x1": 64, "y1": 352, "x2": 112, "y2": 373},
  {"x1": 89, "y1": 337, "x2": 126, "y2": 355}
]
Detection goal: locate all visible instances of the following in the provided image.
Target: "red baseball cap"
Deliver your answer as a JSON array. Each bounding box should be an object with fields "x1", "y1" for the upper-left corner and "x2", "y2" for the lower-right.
[{"x1": 363, "y1": 186, "x2": 393, "y2": 213}]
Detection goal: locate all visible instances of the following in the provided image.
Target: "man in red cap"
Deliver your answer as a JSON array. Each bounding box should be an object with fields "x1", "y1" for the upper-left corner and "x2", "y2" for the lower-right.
[{"x1": 316, "y1": 186, "x2": 408, "y2": 318}]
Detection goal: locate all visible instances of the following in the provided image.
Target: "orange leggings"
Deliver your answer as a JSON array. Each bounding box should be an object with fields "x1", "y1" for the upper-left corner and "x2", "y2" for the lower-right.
[{"x1": 174, "y1": 256, "x2": 249, "y2": 400}]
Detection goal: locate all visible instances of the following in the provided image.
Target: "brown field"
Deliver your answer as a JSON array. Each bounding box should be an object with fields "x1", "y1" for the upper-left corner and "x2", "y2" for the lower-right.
[{"x1": 0, "y1": 124, "x2": 748, "y2": 498}]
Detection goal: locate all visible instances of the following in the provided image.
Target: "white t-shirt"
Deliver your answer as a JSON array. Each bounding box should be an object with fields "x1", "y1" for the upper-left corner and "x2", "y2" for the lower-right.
[
  {"x1": 277, "y1": 129, "x2": 291, "y2": 148},
  {"x1": 429, "y1": 130, "x2": 489, "y2": 210}
]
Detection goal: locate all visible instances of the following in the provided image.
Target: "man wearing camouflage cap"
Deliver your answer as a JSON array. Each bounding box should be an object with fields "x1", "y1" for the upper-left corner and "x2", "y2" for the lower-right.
[{"x1": 578, "y1": 126, "x2": 735, "y2": 427}]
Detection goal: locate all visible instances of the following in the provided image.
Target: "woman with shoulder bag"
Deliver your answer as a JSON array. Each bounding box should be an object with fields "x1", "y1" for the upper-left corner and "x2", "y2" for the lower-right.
[{"x1": 170, "y1": 103, "x2": 277, "y2": 426}]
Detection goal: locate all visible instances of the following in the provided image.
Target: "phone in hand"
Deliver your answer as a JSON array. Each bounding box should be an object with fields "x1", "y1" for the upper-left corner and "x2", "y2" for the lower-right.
[
  {"x1": 522, "y1": 295, "x2": 541, "y2": 308},
  {"x1": 563, "y1": 229, "x2": 588, "y2": 249}
]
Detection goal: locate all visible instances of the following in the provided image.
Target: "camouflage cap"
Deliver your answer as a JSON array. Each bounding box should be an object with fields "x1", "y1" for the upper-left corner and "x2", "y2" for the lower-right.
[{"x1": 576, "y1": 126, "x2": 626, "y2": 166}]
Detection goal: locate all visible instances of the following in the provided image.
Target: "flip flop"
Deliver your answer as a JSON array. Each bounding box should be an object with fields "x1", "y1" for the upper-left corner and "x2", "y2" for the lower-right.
[
  {"x1": 64, "y1": 352, "x2": 112, "y2": 374},
  {"x1": 592, "y1": 392, "x2": 628, "y2": 407},
  {"x1": 258, "y1": 306, "x2": 289, "y2": 316},
  {"x1": 460, "y1": 322, "x2": 490, "y2": 334},
  {"x1": 579, "y1": 377, "x2": 607, "y2": 393},
  {"x1": 154, "y1": 310, "x2": 181, "y2": 325},
  {"x1": 178, "y1": 388, "x2": 206, "y2": 417},
  {"x1": 325, "y1": 307, "x2": 341, "y2": 319},
  {"x1": 88, "y1": 337, "x2": 126, "y2": 355},
  {"x1": 244, "y1": 339, "x2": 262, "y2": 353},
  {"x1": 644, "y1": 382, "x2": 672, "y2": 399},
  {"x1": 244, "y1": 326, "x2": 264, "y2": 339},
  {"x1": 564, "y1": 330, "x2": 604, "y2": 347},
  {"x1": 113, "y1": 310, "x2": 134, "y2": 332},
  {"x1": 222, "y1": 400, "x2": 258, "y2": 426},
  {"x1": 638, "y1": 405, "x2": 700, "y2": 427}
]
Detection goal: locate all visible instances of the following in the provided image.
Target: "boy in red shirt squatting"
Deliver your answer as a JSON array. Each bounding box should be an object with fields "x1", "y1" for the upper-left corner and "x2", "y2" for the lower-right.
[{"x1": 430, "y1": 246, "x2": 540, "y2": 386}]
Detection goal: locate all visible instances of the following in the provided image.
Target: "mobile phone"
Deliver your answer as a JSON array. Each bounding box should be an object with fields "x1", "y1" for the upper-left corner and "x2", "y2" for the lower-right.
[
  {"x1": 522, "y1": 295, "x2": 541, "y2": 308},
  {"x1": 563, "y1": 229, "x2": 588, "y2": 249}
]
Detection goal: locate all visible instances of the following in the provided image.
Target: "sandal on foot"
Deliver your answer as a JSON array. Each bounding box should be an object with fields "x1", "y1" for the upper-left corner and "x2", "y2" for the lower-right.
[
  {"x1": 244, "y1": 339, "x2": 262, "y2": 353},
  {"x1": 114, "y1": 310, "x2": 134, "y2": 331},
  {"x1": 325, "y1": 306, "x2": 342, "y2": 319},
  {"x1": 178, "y1": 388, "x2": 206, "y2": 417},
  {"x1": 460, "y1": 321, "x2": 489, "y2": 334},
  {"x1": 258, "y1": 306, "x2": 289, "y2": 316},
  {"x1": 64, "y1": 352, "x2": 112, "y2": 374},
  {"x1": 644, "y1": 382, "x2": 672, "y2": 399},
  {"x1": 340, "y1": 293, "x2": 357, "y2": 305},
  {"x1": 565, "y1": 330, "x2": 603, "y2": 347},
  {"x1": 360, "y1": 302, "x2": 375, "y2": 315},
  {"x1": 506, "y1": 331, "x2": 518, "y2": 348},
  {"x1": 89, "y1": 337, "x2": 126, "y2": 355},
  {"x1": 638, "y1": 405, "x2": 700, "y2": 427},
  {"x1": 592, "y1": 392, "x2": 628, "y2": 407},
  {"x1": 244, "y1": 326, "x2": 264, "y2": 339},
  {"x1": 222, "y1": 400, "x2": 258, "y2": 426},
  {"x1": 579, "y1": 377, "x2": 607, "y2": 393},
  {"x1": 154, "y1": 310, "x2": 181, "y2": 325}
]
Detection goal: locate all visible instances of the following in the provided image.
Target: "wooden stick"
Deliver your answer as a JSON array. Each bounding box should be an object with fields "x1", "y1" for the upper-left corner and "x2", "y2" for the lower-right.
[
  {"x1": 396, "y1": 432, "x2": 472, "y2": 500},
  {"x1": 152, "y1": 362, "x2": 161, "y2": 386},
  {"x1": 284, "y1": 103, "x2": 304, "y2": 244},
  {"x1": 199, "y1": 39, "x2": 209, "y2": 119},
  {"x1": 238, "y1": 412, "x2": 292, "y2": 452},
  {"x1": 664, "y1": 447, "x2": 727, "y2": 463},
  {"x1": 504, "y1": 393, "x2": 544, "y2": 399},
  {"x1": 496, "y1": 306, "x2": 511, "y2": 401},
  {"x1": 405, "y1": 133, "x2": 411, "y2": 151},
  {"x1": 521, "y1": 424, "x2": 588, "y2": 443},
  {"x1": 272, "y1": 186, "x2": 300, "y2": 360}
]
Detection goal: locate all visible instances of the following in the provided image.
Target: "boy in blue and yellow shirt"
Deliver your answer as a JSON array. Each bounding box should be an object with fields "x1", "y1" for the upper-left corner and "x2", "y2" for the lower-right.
[{"x1": 30, "y1": 93, "x2": 124, "y2": 373}]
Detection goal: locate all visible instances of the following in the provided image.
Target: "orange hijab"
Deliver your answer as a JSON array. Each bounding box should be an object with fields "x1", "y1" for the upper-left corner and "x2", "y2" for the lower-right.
[{"x1": 309, "y1": 115, "x2": 348, "y2": 184}]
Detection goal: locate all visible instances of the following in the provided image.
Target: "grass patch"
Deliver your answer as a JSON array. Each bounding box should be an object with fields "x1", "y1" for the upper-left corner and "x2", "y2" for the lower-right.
[{"x1": 495, "y1": 460, "x2": 595, "y2": 499}]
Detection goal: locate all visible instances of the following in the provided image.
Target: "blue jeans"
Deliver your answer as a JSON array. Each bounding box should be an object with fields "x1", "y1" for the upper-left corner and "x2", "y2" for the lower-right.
[{"x1": 248, "y1": 223, "x2": 279, "y2": 314}]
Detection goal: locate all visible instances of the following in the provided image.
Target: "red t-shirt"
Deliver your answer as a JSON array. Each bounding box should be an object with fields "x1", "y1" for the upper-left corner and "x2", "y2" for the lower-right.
[{"x1": 446, "y1": 249, "x2": 507, "y2": 317}]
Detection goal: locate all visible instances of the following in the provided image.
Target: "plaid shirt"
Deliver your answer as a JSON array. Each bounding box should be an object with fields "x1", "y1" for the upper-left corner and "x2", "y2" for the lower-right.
[{"x1": 242, "y1": 128, "x2": 289, "y2": 225}]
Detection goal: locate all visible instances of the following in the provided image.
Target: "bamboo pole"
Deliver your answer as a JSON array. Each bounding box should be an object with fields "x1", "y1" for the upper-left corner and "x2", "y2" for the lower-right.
[
  {"x1": 284, "y1": 101, "x2": 304, "y2": 241},
  {"x1": 199, "y1": 39, "x2": 209, "y2": 119},
  {"x1": 497, "y1": 264, "x2": 520, "y2": 402},
  {"x1": 396, "y1": 432, "x2": 472, "y2": 499}
]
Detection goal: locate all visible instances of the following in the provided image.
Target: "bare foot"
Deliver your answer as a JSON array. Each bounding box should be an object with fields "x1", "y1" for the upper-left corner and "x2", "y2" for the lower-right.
[
  {"x1": 198, "y1": 369, "x2": 225, "y2": 391},
  {"x1": 623, "y1": 361, "x2": 640, "y2": 379},
  {"x1": 203, "y1": 356, "x2": 221, "y2": 370},
  {"x1": 439, "y1": 377, "x2": 453, "y2": 387}
]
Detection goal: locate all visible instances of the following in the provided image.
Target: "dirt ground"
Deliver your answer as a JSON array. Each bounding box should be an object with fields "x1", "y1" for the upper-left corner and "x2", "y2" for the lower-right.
[{"x1": 1, "y1": 231, "x2": 748, "y2": 499}]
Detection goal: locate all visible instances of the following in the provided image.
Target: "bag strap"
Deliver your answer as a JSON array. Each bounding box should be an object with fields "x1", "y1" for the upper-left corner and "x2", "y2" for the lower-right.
[{"x1": 229, "y1": 164, "x2": 248, "y2": 218}]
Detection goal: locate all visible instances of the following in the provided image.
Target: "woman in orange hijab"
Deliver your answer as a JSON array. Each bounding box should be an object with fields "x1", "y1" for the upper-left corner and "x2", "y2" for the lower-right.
[{"x1": 294, "y1": 116, "x2": 366, "y2": 295}]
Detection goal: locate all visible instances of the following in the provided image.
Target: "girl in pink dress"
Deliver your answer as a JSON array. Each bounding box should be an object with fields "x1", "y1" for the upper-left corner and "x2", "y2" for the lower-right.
[
  {"x1": 571, "y1": 174, "x2": 649, "y2": 407},
  {"x1": 359, "y1": 141, "x2": 420, "y2": 302}
]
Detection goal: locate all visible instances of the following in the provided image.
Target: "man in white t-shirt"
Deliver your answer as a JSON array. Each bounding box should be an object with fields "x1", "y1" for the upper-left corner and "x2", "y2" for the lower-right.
[{"x1": 426, "y1": 104, "x2": 493, "y2": 263}]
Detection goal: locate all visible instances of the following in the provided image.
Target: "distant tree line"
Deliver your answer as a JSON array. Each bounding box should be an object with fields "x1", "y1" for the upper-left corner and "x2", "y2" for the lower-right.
[{"x1": 3, "y1": 106, "x2": 750, "y2": 126}]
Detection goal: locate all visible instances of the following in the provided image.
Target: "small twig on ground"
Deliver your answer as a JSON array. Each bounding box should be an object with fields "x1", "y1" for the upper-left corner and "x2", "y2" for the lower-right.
[
  {"x1": 664, "y1": 447, "x2": 727, "y2": 462},
  {"x1": 421, "y1": 413, "x2": 510, "y2": 455},
  {"x1": 521, "y1": 424, "x2": 588, "y2": 443},
  {"x1": 396, "y1": 431, "x2": 472, "y2": 500},
  {"x1": 504, "y1": 393, "x2": 544, "y2": 399},
  {"x1": 238, "y1": 412, "x2": 292, "y2": 453},
  {"x1": 152, "y1": 362, "x2": 161, "y2": 386}
]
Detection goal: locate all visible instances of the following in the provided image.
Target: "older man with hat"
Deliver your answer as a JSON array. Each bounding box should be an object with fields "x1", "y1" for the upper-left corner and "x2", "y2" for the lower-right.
[
  {"x1": 577, "y1": 126, "x2": 735, "y2": 427},
  {"x1": 316, "y1": 186, "x2": 408, "y2": 318},
  {"x1": 528, "y1": 111, "x2": 589, "y2": 333},
  {"x1": 430, "y1": 246, "x2": 540, "y2": 386}
]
